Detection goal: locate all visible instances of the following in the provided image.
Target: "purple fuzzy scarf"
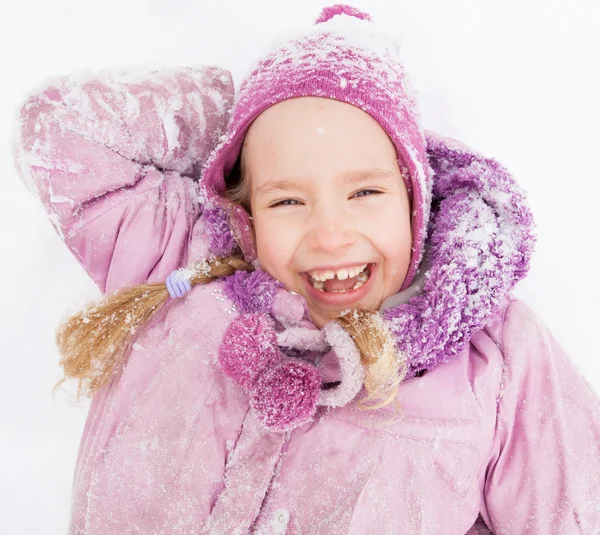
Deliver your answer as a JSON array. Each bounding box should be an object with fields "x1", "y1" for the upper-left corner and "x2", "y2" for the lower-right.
[
  {"x1": 201, "y1": 131, "x2": 536, "y2": 379},
  {"x1": 383, "y1": 131, "x2": 536, "y2": 376}
]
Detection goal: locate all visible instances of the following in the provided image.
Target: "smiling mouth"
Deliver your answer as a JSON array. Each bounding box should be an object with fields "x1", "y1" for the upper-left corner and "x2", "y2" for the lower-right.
[{"x1": 307, "y1": 264, "x2": 372, "y2": 293}]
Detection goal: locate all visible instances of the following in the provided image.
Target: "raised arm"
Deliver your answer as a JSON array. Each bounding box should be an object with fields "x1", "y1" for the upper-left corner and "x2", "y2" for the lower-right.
[{"x1": 12, "y1": 66, "x2": 233, "y2": 294}]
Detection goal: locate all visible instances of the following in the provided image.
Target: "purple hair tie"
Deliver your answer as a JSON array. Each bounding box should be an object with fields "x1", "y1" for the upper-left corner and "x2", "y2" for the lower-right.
[{"x1": 166, "y1": 269, "x2": 192, "y2": 299}]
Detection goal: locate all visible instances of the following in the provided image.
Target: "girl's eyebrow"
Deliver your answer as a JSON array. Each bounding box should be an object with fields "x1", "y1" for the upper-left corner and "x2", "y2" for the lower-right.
[{"x1": 254, "y1": 168, "x2": 395, "y2": 198}]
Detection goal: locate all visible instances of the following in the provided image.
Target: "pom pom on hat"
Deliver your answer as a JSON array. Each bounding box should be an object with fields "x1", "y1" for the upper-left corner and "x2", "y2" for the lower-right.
[{"x1": 315, "y1": 4, "x2": 372, "y2": 24}]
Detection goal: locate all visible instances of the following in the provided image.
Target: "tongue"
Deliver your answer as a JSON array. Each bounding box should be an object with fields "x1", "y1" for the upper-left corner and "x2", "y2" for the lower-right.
[{"x1": 324, "y1": 274, "x2": 359, "y2": 292}]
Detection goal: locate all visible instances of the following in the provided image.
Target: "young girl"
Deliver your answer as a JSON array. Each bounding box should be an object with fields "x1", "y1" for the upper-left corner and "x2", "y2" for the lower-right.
[{"x1": 13, "y1": 4, "x2": 600, "y2": 534}]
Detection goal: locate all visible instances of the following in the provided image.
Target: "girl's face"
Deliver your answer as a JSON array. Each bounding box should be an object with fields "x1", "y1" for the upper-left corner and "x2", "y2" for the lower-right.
[{"x1": 245, "y1": 96, "x2": 412, "y2": 328}]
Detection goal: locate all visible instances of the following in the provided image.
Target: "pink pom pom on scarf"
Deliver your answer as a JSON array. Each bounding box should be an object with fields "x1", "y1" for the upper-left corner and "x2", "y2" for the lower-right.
[{"x1": 218, "y1": 313, "x2": 322, "y2": 432}]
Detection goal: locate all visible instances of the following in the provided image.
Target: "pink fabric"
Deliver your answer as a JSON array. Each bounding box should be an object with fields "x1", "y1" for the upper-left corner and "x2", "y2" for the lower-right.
[
  {"x1": 13, "y1": 66, "x2": 233, "y2": 295},
  {"x1": 13, "y1": 68, "x2": 600, "y2": 534},
  {"x1": 68, "y1": 290, "x2": 600, "y2": 534}
]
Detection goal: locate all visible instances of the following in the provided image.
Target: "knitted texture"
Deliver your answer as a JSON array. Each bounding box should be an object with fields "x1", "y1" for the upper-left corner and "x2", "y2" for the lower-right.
[
  {"x1": 221, "y1": 267, "x2": 283, "y2": 314},
  {"x1": 199, "y1": 4, "x2": 433, "y2": 291},
  {"x1": 315, "y1": 4, "x2": 372, "y2": 23},
  {"x1": 201, "y1": 205, "x2": 239, "y2": 257}
]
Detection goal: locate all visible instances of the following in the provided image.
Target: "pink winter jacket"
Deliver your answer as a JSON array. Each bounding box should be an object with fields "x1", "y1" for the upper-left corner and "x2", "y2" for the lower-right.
[{"x1": 13, "y1": 67, "x2": 600, "y2": 534}]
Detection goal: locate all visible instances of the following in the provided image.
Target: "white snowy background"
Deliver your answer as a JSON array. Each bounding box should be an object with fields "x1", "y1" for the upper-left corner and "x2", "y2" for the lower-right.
[{"x1": 1, "y1": 0, "x2": 599, "y2": 532}]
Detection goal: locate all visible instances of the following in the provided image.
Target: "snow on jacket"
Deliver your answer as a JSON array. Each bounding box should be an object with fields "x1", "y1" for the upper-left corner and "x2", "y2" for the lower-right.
[{"x1": 12, "y1": 67, "x2": 600, "y2": 534}]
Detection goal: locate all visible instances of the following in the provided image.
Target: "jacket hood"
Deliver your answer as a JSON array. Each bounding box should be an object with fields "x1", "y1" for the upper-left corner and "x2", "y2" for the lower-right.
[{"x1": 196, "y1": 130, "x2": 536, "y2": 384}]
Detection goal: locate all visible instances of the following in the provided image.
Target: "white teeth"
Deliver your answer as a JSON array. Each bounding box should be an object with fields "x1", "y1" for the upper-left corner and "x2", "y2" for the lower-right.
[
  {"x1": 312, "y1": 280, "x2": 325, "y2": 290},
  {"x1": 336, "y1": 268, "x2": 349, "y2": 280},
  {"x1": 347, "y1": 265, "x2": 363, "y2": 278},
  {"x1": 309, "y1": 263, "x2": 368, "y2": 282},
  {"x1": 311, "y1": 270, "x2": 335, "y2": 282},
  {"x1": 313, "y1": 278, "x2": 366, "y2": 293},
  {"x1": 357, "y1": 270, "x2": 369, "y2": 283},
  {"x1": 309, "y1": 266, "x2": 370, "y2": 292}
]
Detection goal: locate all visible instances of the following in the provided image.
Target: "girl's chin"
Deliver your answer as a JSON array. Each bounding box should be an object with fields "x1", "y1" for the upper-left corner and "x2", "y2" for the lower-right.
[
  {"x1": 306, "y1": 308, "x2": 338, "y2": 329},
  {"x1": 306, "y1": 300, "x2": 381, "y2": 328}
]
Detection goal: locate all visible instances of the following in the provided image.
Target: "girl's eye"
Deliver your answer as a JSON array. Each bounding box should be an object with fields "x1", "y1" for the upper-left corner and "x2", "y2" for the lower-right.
[
  {"x1": 269, "y1": 190, "x2": 381, "y2": 208},
  {"x1": 353, "y1": 189, "x2": 381, "y2": 198},
  {"x1": 269, "y1": 199, "x2": 300, "y2": 208}
]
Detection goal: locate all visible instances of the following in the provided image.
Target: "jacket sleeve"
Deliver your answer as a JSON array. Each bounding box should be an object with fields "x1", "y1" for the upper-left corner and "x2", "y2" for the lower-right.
[
  {"x1": 12, "y1": 66, "x2": 233, "y2": 295},
  {"x1": 482, "y1": 299, "x2": 600, "y2": 534}
]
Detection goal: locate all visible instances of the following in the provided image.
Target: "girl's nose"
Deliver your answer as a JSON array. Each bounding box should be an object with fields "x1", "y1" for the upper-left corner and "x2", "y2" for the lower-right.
[{"x1": 306, "y1": 206, "x2": 357, "y2": 253}]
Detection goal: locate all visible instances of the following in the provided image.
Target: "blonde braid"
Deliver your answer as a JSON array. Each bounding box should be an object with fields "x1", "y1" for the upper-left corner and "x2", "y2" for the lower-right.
[
  {"x1": 336, "y1": 309, "x2": 407, "y2": 412},
  {"x1": 54, "y1": 256, "x2": 253, "y2": 398}
]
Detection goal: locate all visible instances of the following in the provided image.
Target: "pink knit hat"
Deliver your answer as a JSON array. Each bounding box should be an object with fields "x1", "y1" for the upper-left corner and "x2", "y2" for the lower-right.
[{"x1": 200, "y1": 4, "x2": 434, "y2": 290}]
